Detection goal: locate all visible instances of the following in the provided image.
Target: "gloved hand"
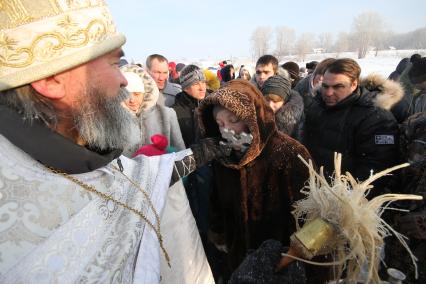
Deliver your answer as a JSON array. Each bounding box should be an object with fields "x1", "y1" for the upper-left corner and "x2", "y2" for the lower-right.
[
  {"x1": 190, "y1": 137, "x2": 232, "y2": 169},
  {"x1": 228, "y1": 239, "x2": 306, "y2": 284}
]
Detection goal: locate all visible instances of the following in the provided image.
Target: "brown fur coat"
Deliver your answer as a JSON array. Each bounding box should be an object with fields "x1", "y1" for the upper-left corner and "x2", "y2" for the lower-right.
[{"x1": 198, "y1": 79, "x2": 311, "y2": 270}]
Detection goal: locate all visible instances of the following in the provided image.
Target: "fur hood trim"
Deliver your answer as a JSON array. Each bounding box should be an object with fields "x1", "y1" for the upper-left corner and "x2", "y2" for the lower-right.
[{"x1": 360, "y1": 73, "x2": 404, "y2": 110}]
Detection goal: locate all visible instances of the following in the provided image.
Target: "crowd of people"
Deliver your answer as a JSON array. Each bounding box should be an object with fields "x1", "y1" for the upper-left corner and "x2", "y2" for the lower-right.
[{"x1": 0, "y1": 1, "x2": 425, "y2": 283}]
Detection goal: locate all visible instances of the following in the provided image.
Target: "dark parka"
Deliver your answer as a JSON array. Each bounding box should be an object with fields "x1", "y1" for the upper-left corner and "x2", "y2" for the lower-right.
[
  {"x1": 304, "y1": 74, "x2": 402, "y2": 195},
  {"x1": 198, "y1": 79, "x2": 311, "y2": 272},
  {"x1": 172, "y1": 91, "x2": 201, "y2": 147}
]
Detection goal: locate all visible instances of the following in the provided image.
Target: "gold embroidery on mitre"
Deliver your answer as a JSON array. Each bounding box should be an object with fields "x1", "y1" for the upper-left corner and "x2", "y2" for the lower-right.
[
  {"x1": 0, "y1": 0, "x2": 32, "y2": 27},
  {"x1": 0, "y1": 10, "x2": 114, "y2": 69}
]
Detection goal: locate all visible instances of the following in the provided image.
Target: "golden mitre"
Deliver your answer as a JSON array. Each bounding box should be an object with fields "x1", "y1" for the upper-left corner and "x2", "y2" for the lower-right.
[{"x1": 0, "y1": 0, "x2": 126, "y2": 91}]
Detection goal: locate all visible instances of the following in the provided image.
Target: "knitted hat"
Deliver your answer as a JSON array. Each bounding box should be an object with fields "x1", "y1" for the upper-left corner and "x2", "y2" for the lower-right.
[
  {"x1": 261, "y1": 75, "x2": 291, "y2": 102},
  {"x1": 179, "y1": 64, "x2": 206, "y2": 90},
  {"x1": 0, "y1": 0, "x2": 126, "y2": 91},
  {"x1": 282, "y1": 62, "x2": 300, "y2": 80},
  {"x1": 122, "y1": 72, "x2": 145, "y2": 93},
  {"x1": 409, "y1": 56, "x2": 426, "y2": 84},
  {"x1": 133, "y1": 134, "x2": 168, "y2": 157},
  {"x1": 176, "y1": 63, "x2": 186, "y2": 72}
]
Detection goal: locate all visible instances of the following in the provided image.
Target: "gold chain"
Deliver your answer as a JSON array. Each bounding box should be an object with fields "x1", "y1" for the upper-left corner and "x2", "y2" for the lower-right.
[{"x1": 46, "y1": 164, "x2": 171, "y2": 267}]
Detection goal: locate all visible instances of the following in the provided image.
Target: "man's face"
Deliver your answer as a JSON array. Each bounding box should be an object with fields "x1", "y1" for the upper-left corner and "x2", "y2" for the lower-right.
[
  {"x1": 185, "y1": 81, "x2": 207, "y2": 100},
  {"x1": 320, "y1": 71, "x2": 357, "y2": 107},
  {"x1": 148, "y1": 59, "x2": 169, "y2": 91},
  {"x1": 66, "y1": 48, "x2": 128, "y2": 104},
  {"x1": 123, "y1": 92, "x2": 144, "y2": 114},
  {"x1": 64, "y1": 49, "x2": 138, "y2": 150},
  {"x1": 255, "y1": 63, "x2": 275, "y2": 87}
]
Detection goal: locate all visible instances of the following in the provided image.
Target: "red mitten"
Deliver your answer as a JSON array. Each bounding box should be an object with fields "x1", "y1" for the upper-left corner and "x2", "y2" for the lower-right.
[{"x1": 133, "y1": 134, "x2": 168, "y2": 157}]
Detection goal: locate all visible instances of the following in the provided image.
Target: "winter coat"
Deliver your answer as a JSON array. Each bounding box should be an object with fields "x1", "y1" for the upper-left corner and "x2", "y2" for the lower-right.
[
  {"x1": 385, "y1": 111, "x2": 426, "y2": 283},
  {"x1": 121, "y1": 65, "x2": 186, "y2": 157},
  {"x1": 198, "y1": 79, "x2": 311, "y2": 273},
  {"x1": 304, "y1": 74, "x2": 402, "y2": 196},
  {"x1": 294, "y1": 73, "x2": 313, "y2": 98},
  {"x1": 275, "y1": 89, "x2": 304, "y2": 141},
  {"x1": 411, "y1": 91, "x2": 426, "y2": 114},
  {"x1": 391, "y1": 64, "x2": 419, "y2": 122},
  {"x1": 159, "y1": 81, "x2": 182, "y2": 107},
  {"x1": 388, "y1": 58, "x2": 410, "y2": 81},
  {"x1": 172, "y1": 91, "x2": 202, "y2": 147}
]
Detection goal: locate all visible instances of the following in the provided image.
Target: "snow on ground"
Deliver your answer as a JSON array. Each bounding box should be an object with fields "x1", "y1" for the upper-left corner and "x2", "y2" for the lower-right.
[{"x1": 192, "y1": 49, "x2": 426, "y2": 79}]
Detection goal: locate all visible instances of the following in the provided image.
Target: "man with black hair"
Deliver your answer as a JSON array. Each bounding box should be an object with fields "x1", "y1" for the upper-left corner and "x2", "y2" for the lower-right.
[
  {"x1": 252, "y1": 54, "x2": 279, "y2": 89},
  {"x1": 304, "y1": 58, "x2": 400, "y2": 196}
]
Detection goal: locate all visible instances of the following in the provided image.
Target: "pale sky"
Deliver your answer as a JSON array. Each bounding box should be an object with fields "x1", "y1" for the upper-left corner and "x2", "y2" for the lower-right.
[{"x1": 106, "y1": 0, "x2": 426, "y2": 63}]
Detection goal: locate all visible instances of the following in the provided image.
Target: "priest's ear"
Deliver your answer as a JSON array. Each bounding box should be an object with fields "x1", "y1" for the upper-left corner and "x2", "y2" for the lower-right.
[{"x1": 31, "y1": 72, "x2": 69, "y2": 100}]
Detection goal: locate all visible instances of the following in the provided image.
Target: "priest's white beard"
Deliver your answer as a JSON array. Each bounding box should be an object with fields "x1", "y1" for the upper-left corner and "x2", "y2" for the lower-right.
[{"x1": 74, "y1": 87, "x2": 139, "y2": 151}]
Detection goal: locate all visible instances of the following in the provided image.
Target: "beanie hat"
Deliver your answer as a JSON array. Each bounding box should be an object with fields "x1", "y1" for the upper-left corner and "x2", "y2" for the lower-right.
[
  {"x1": 132, "y1": 134, "x2": 168, "y2": 157},
  {"x1": 261, "y1": 75, "x2": 291, "y2": 102},
  {"x1": 180, "y1": 64, "x2": 206, "y2": 90},
  {"x1": 0, "y1": 0, "x2": 125, "y2": 92},
  {"x1": 122, "y1": 72, "x2": 145, "y2": 93},
  {"x1": 408, "y1": 56, "x2": 426, "y2": 84},
  {"x1": 176, "y1": 63, "x2": 186, "y2": 72},
  {"x1": 282, "y1": 62, "x2": 300, "y2": 80}
]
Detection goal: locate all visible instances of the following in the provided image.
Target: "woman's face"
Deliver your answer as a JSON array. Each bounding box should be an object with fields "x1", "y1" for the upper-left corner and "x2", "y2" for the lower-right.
[
  {"x1": 214, "y1": 107, "x2": 248, "y2": 135},
  {"x1": 241, "y1": 70, "x2": 250, "y2": 80},
  {"x1": 123, "y1": 91, "x2": 144, "y2": 113}
]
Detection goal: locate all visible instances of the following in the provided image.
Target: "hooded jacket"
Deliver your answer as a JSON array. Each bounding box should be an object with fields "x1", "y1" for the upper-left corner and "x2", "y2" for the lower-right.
[
  {"x1": 198, "y1": 79, "x2": 311, "y2": 271},
  {"x1": 120, "y1": 65, "x2": 186, "y2": 157},
  {"x1": 304, "y1": 74, "x2": 402, "y2": 196}
]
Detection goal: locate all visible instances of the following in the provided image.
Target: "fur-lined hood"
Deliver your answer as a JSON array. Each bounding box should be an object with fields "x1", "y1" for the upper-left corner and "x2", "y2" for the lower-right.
[
  {"x1": 198, "y1": 79, "x2": 276, "y2": 169},
  {"x1": 119, "y1": 64, "x2": 160, "y2": 113},
  {"x1": 360, "y1": 73, "x2": 404, "y2": 110}
]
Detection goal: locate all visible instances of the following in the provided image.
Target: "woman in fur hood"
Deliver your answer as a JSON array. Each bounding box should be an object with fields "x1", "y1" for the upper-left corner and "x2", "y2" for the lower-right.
[{"x1": 197, "y1": 79, "x2": 311, "y2": 280}]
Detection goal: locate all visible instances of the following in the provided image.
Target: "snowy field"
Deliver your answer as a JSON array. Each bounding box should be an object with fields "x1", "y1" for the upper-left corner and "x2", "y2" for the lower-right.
[{"x1": 193, "y1": 49, "x2": 426, "y2": 79}]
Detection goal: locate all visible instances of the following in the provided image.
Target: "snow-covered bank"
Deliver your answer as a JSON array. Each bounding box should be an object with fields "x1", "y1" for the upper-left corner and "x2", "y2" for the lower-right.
[{"x1": 192, "y1": 49, "x2": 426, "y2": 79}]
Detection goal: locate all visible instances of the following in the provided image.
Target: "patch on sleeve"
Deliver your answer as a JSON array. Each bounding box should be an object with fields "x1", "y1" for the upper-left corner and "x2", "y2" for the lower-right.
[{"x1": 375, "y1": 135, "x2": 395, "y2": 145}]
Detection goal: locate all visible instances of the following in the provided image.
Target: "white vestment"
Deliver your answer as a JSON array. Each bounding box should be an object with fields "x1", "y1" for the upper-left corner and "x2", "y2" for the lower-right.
[{"x1": 0, "y1": 135, "x2": 213, "y2": 283}]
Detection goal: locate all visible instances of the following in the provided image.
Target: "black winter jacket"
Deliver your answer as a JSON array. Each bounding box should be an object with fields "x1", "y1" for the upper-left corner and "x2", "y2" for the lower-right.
[
  {"x1": 172, "y1": 91, "x2": 202, "y2": 147},
  {"x1": 304, "y1": 87, "x2": 399, "y2": 195}
]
